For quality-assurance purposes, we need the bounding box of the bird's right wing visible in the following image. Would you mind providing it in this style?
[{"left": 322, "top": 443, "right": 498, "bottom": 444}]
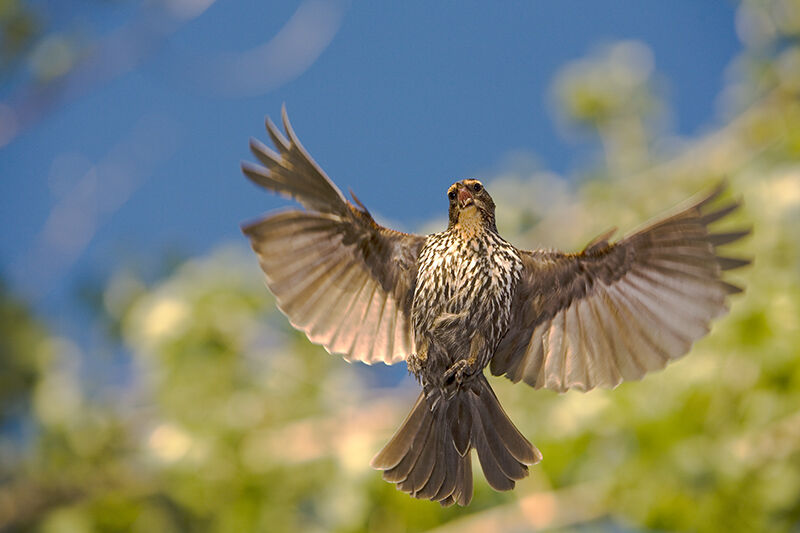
[
  {"left": 491, "top": 183, "right": 750, "bottom": 391},
  {"left": 242, "top": 108, "right": 425, "bottom": 365}
]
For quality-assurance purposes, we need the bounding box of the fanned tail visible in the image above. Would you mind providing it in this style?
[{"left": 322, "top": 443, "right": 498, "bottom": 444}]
[{"left": 370, "top": 376, "right": 542, "bottom": 506}]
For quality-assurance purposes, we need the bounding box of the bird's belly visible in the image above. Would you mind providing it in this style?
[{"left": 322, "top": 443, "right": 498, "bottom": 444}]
[{"left": 411, "top": 240, "right": 516, "bottom": 370}]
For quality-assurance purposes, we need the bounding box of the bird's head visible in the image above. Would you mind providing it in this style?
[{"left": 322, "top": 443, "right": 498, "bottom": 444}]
[{"left": 447, "top": 179, "right": 497, "bottom": 232}]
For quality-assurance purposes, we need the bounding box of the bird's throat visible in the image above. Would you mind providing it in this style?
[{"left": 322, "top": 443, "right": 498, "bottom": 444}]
[{"left": 457, "top": 205, "right": 484, "bottom": 238}]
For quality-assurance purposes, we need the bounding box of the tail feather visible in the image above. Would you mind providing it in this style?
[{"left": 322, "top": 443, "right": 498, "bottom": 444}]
[
  {"left": 447, "top": 394, "right": 471, "bottom": 456},
  {"left": 471, "top": 402, "right": 515, "bottom": 491},
  {"left": 455, "top": 452, "right": 473, "bottom": 505},
  {"left": 382, "top": 417, "right": 432, "bottom": 483},
  {"left": 371, "top": 394, "right": 428, "bottom": 470},
  {"left": 478, "top": 406, "right": 530, "bottom": 481},
  {"left": 415, "top": 451, "right": 446, "bottom": 499},
  {"left": 438, "top": 455, "right": 473, "bottom": 507},
  {"left": 478, "top": 383, "right": 543, "bottom": 465},
  {"left": 431, "top": 445, "right": 460, "bottom": 503},
  {"left": 371, "top": 376, "right": 541, "bottom": 506},
  {"left": 402, "top": 423, "right": 437, "bottom": 491}
]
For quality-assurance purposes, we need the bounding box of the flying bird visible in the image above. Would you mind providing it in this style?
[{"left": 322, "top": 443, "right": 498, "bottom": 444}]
[{"left": 241, "top": 108, "right": 749, "bottom": 507}]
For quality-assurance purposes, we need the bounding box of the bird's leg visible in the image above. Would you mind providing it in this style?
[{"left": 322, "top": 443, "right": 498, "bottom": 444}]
[
  {"left": 443, "top": 334, "right": 485, "bottom": 385},
  {"left": 406, "top": 338, "right": 429, "bottom": 376},
  {"left": 443, "top": 359, "right": 471, "bottom": 385},
  {"left": 407, "top": 353, "right": 423, "bottom": 374}
]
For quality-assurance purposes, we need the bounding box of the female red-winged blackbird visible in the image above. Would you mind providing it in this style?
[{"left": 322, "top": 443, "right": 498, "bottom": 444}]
[{"left": 241, "top": 108, "right": 749, "bottom": 507}]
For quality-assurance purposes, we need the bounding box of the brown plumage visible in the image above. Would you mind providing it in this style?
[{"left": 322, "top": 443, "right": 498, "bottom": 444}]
[{"left": 241, "top": 107, "right": 750, "bottom": 506}]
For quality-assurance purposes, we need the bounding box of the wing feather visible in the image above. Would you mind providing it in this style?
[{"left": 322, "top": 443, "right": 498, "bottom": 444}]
[
  {"left": 494, "top": 183, "right": 749, "bottom": 391},
  {"left": 242, "top": 109, "right": 424, "bottom": 364}
]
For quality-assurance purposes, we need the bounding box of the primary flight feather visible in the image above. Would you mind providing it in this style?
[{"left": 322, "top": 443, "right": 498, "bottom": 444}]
[{"left": 242, "top": 107, "right": 749, "bottom": 506}]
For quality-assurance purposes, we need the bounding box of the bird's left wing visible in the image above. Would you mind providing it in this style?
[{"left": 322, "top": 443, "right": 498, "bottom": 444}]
[
  {"left": 242, "top": 108, "right": 425, "bottom": 365},
  {"left": 490, "top": 183, "right": 749, "bottom": 391}
]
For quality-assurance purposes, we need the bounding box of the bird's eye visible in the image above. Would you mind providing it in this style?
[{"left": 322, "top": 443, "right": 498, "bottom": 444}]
[
  {"left": 472, "top": 183, "right": 482, "bottom": 192},
  {"left": 448, "top": 191, "right": 457, "bottom": 200}
]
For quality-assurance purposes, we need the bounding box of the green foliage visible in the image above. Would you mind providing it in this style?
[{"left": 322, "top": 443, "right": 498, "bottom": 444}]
[
  {"left": 2, "top": 1, "right": 800, "bottom": 531},
  {"left": 0, "top": 279, "right": 42, "bottom": 425}
]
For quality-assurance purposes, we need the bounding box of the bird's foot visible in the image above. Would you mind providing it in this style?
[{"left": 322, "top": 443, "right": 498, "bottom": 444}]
[{"left": 443, "top": 358, "right": 475, "bottom": 386}]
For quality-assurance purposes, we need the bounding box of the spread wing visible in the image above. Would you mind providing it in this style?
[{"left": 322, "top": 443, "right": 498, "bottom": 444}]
[
  {"left": 490, "top": 183, "right": 750, "bottom": 391},
  {"left": 242, "top": 107, "right": 425, "bottom": 365}
]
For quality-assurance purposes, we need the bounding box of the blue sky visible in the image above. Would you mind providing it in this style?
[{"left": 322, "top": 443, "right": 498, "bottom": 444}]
[{"left": 1, "top": 1, "right": 741, "bottom": 337}]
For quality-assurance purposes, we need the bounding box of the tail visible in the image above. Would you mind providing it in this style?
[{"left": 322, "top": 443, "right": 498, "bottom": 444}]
[{"left": 370, "top": 376, "right": 542, "bottom": 506}]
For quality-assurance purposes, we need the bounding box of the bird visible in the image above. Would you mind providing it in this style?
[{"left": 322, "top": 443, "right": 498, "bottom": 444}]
[{"left": 240, "top": 107, "right": 749, "bottom": 507}]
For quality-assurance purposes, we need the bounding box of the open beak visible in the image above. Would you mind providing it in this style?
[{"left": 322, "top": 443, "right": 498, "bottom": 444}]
[{"left": 458, "top": 187, "right": 474, "bottom": 209}]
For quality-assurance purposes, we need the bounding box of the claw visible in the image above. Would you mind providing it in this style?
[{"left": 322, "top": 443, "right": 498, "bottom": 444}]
[{"left": 443, "top": 359, "right": 470, "bottom": 385}]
